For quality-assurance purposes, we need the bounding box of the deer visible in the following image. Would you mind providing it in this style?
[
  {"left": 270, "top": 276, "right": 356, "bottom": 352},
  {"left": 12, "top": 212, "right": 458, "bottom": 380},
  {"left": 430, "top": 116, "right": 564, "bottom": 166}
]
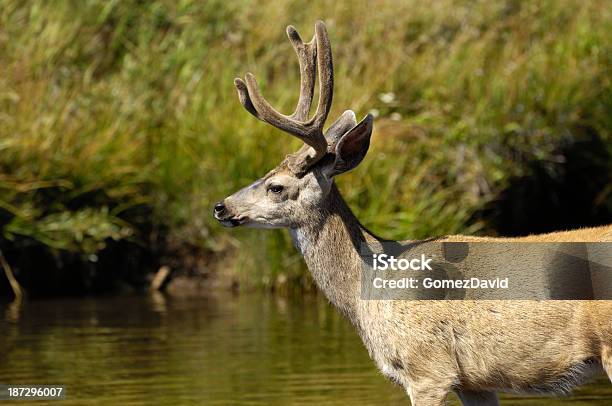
[{"left": 213, "top": 21, "right": 612, "bottom": 405}]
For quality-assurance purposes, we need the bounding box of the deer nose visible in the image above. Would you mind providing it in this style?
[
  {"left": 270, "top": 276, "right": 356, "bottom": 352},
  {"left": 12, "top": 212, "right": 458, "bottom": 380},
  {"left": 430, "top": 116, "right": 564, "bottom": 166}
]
[{"left": 213, "top": 201, "right": 226, "bottom": 216}]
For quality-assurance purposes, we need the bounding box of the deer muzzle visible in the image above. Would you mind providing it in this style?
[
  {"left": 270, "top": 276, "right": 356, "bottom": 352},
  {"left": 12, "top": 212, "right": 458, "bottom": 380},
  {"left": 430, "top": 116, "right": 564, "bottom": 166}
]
[{"left": 213, "top": 200, "right": 245, "bottom": 227}]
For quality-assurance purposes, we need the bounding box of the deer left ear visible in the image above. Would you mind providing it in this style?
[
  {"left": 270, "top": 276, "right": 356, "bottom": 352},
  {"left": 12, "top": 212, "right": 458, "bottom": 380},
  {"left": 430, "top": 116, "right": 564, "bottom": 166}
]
[{"left": 324, "top": 114, "right": 373, "bottom": 178}]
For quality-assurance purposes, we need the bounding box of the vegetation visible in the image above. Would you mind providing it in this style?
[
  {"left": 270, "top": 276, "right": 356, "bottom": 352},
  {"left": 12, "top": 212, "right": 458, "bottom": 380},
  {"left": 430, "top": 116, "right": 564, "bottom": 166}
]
[{"left": 0, "top": 0, "right": 610, "bottom": 293}]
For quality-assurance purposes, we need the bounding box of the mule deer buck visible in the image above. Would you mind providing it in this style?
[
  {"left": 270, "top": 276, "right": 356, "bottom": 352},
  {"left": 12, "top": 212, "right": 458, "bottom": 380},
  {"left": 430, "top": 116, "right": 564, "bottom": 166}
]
[{"left": 214, "top": 21, "right": 612, "bottom": 405}]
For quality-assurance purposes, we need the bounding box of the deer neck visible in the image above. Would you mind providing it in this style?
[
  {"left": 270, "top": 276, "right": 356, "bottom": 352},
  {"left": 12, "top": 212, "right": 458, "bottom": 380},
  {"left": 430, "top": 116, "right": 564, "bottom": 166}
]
[{"left": 289, "top": 183, "right": 380, "bottom": 323}]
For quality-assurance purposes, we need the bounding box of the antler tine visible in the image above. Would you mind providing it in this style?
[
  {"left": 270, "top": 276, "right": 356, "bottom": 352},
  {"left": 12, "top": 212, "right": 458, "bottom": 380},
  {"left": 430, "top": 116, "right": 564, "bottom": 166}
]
[
  {"left": 234, "top": 78, "right": 259, "bottom": 118},
  {"left": 286, "top": 25, "right": 316, "bottom": 122},
  {"left": 309, "top": 21, "right": 333, "bottom": 130},
  {"left": 234, "top": 21, "right": 334, "bottom": 172}
]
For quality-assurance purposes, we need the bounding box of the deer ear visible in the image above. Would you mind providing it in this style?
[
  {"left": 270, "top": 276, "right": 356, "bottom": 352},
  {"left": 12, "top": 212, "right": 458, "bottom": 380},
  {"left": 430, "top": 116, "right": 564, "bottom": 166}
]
[
  {"left": 325, "top": 110, "right": 357, "bottom": 145},
  {"left": 324, "top": 114, "right": 373, "bottom": 177}
]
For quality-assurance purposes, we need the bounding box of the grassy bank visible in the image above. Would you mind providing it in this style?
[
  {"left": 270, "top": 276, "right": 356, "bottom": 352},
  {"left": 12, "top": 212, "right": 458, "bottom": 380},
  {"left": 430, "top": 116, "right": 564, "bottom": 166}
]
[{"left": 0, "top": 0, "right": 610, "bottom": 294}]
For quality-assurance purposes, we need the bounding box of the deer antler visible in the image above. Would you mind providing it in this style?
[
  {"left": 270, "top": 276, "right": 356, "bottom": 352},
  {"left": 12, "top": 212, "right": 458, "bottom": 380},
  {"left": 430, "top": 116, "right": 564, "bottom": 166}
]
[{"left": 234, "top": 21, "right": 333, "bottom": 174}]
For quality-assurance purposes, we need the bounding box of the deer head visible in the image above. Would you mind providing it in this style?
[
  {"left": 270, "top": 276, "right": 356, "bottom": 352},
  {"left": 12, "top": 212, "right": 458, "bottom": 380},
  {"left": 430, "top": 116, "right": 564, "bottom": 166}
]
[{"left": 214, "top": 21, "right": 373, "bottom": 229}]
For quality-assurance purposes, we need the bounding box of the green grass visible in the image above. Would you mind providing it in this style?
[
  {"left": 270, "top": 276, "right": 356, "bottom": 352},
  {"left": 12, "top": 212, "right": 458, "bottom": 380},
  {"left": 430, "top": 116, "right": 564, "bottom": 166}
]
[{"left": 0, "top": 0, "right": 610, "bottom": 290}]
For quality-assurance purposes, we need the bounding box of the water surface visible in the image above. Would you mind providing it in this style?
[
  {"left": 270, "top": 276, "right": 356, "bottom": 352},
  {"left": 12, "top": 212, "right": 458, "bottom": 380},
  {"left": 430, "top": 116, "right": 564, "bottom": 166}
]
[{"left": 1, "top": 294, "right": 610, "bottom": 405}]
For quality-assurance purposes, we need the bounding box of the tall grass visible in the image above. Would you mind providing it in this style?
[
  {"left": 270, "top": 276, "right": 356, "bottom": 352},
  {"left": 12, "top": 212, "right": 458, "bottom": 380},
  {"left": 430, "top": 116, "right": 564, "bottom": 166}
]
[{"left": 0, "top": 0, "right": 610, "bottom": 291}]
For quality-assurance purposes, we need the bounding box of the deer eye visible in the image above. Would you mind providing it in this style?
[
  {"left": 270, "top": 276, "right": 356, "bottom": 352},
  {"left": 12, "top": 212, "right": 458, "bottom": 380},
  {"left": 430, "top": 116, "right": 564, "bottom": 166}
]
[{"left": 268, "top": 184, "right": 284, "bottom": 194}]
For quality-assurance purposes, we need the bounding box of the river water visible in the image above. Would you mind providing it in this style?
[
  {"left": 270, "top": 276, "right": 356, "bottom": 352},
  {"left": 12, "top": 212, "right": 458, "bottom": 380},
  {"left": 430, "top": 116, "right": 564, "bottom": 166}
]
[{"left": 1, "top": 294, "right": 610, "bottom": 405}]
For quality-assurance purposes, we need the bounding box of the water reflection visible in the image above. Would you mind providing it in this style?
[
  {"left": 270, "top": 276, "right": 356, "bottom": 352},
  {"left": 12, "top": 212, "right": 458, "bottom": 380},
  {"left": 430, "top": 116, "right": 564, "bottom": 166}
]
[{"left": 0, "top": 294, "right": 610, "bottom": 405}]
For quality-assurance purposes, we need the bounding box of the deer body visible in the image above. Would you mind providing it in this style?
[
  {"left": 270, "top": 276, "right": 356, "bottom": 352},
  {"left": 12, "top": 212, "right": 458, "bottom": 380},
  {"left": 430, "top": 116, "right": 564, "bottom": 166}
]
[
  {"left": 215, "top": 21, "right": 612, "bottom": 405},
  {"left": 292, "top": 183, "right": 612, "bottom": 404}
]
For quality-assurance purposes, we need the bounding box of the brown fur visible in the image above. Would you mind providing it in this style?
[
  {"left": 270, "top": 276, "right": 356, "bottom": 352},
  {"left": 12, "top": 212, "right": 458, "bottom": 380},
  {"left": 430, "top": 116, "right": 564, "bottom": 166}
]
[
  {"left": 445, "top": 226, "right": 612, "bottom": 242},
  {"left": 298, "top": 186, "right": 612, "bottom": 404}
]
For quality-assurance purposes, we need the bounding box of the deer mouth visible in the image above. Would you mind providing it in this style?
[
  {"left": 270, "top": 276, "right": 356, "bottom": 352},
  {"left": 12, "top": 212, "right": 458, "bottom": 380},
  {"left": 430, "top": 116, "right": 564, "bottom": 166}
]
[{"left": 218, "top": 216, "right": 248, "bottom": 228}]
